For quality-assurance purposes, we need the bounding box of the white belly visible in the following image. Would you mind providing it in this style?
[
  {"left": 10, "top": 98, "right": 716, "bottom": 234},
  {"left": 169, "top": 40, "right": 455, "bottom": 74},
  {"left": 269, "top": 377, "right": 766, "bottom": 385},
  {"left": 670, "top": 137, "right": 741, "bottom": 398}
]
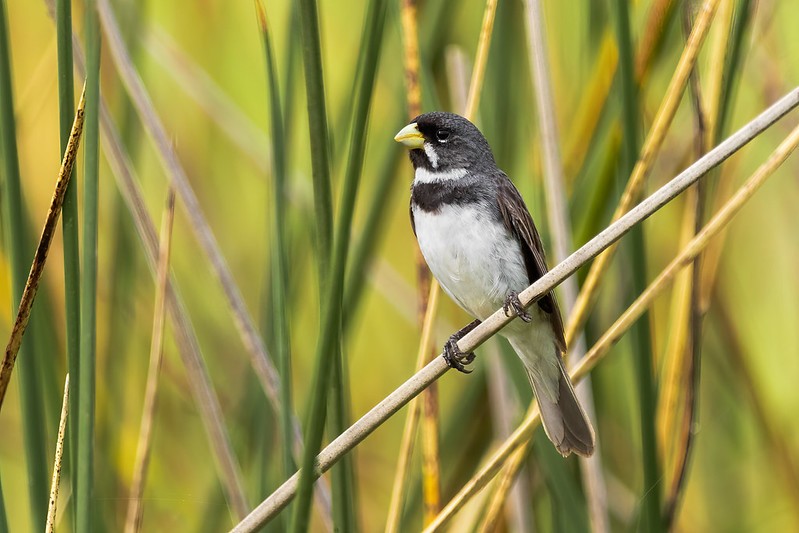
[{"left": 413, "top": 203, "right": 529, "bottom": 320}]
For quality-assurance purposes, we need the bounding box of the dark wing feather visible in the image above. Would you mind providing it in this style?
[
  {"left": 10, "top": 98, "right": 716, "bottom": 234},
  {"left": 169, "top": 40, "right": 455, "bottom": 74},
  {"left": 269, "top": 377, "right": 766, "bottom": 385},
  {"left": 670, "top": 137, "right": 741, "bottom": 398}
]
[{"left": 496, "top": 174, "right": 566, "bottom": 352}]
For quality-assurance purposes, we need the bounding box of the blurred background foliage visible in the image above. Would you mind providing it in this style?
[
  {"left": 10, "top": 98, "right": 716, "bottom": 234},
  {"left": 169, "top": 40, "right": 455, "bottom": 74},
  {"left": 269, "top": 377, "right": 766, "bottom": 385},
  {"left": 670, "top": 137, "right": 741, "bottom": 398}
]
[{"left": 0, "top": 0, "right": 798, "bottom": 531}]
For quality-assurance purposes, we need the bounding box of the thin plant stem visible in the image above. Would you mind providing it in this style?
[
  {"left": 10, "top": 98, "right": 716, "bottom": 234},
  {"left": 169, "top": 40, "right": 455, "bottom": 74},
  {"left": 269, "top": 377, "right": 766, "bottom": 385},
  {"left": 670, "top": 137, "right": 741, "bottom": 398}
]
[
  {"left": 46, "top": 374, "right": 70, "bottom": 533},
  {"left": 230, "top": 86, "right": 799, "bottom": 533},
  {"left": 399, "top": 0, "right": 422, "bottom": 118},
  {"left": 255, "top": 0, "right": 294, "bottom": 491},
  {"left": 124, "top": 188, "right": 176, "bottom": 533},
  {"left": 76, "top": 0, "right": 101, "bottom": 528},
  {"left": 329, "top": 3, "right": 389, "bottom": 528},
  {"left": 658, "top": 0, "right": 731, "bottom": 450},
  {"left": 328, "top": 0, "right": 388, "bottom": 527},
  {"left": 54, "top": 0, "right": 80, "bottom": 516},
  {"left": 404, "top": 0, "right": 442, "bottom": 523},
  {"left": 287, "top": 0, "right": 335, "bottom": 525},
  {"left": 0, "top": 86, "right": 86, "bottom": 408}
]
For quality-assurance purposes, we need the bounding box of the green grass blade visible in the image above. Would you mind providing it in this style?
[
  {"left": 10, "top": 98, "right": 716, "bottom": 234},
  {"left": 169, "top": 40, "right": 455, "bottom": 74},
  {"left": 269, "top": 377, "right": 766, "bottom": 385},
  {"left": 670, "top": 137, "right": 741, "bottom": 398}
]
[
  {"left": 289, "top": 0, "right": 334, "bottom": 527},
  {"left": 255, "top": 0, "right": 294, "bottom": 488},
  {"left": 299, "top": 0, "right": 334, "bottom": 277},
  {"left": 612, "top": 1, "right": 662, "bottom": 532},
  {"left": 289, "top": 0, "right": 335, "bottom": 528},
  {"left": 329, "top": 3, "right": 387, "bottom": 529},
  {"left": 279, "top": 2, "right": 300, "bottom": 164},
  {"left": 76, "top": 0, "right": 101, "bottom": 529},
  {"left": 0, "top": 1, "right": 49, "bottom": 529},
  {"left": 291, "top": 0, "right": 388, "bottom": 530},
  {"left": 54, "top": 0, "right": 80, "bottom": 522}
]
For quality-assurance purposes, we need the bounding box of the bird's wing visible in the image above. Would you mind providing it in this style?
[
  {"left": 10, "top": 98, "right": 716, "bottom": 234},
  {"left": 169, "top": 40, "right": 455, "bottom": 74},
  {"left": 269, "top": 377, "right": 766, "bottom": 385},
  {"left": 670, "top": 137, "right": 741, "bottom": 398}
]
[{"left": 496, "top": 174, "right": 566, "bottom": 352}]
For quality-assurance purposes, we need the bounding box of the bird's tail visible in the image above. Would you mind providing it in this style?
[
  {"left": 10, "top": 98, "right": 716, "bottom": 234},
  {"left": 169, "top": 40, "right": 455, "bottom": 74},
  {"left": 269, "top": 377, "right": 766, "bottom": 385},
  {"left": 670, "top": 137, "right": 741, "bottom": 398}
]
[{"left": 508, "top": 337, "right": 595, "bottom": 457}]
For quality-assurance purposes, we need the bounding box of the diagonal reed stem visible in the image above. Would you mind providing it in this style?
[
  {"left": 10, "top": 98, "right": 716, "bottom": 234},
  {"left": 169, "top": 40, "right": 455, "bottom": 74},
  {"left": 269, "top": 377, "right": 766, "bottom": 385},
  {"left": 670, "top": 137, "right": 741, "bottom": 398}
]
[
  {"left": 0, "top": 86, "right": 86, "bottom": 410},
  {"left": 231, "top": 84, "right": 799, "bottom": 533},
  {"left": 124, "top": 188, "right": 176, "bottom": 533}
]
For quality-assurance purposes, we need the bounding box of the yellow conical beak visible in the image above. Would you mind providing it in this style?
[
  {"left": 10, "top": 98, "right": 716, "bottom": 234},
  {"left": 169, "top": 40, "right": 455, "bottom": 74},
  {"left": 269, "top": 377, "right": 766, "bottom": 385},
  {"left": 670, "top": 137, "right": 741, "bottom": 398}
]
[{"left": 394, "top": 123, "right": 425, "bottom": 149}]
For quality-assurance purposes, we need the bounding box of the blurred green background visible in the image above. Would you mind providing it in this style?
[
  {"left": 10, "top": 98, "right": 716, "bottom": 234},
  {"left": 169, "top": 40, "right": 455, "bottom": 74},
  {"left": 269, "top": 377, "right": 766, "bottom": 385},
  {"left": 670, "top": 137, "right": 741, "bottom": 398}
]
[{"left": 0, "top": 0, "right": 798, "bottom": 531}]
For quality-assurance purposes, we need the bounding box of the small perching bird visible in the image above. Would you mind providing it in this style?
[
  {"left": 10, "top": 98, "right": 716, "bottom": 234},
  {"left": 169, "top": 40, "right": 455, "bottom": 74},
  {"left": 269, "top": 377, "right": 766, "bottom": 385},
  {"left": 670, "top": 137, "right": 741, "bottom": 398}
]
[{"left": 395, "top": 112, "right": 595, "bottom": 457}]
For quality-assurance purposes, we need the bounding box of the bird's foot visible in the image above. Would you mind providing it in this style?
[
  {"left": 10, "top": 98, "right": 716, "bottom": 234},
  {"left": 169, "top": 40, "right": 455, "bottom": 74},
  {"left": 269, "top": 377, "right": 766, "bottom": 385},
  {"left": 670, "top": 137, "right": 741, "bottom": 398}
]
[
  {"left": 442, "top": 319, "right": 481, "bottom": 374},
  {"left": 503, "top": 291, "right": 532, "bottom": 323}
]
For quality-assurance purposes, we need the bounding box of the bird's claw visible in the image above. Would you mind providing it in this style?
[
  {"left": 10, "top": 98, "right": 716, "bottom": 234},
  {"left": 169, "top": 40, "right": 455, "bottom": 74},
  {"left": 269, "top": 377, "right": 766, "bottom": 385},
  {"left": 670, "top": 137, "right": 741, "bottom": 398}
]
[
  {"left": 442, "top": 319, "right": 481, "bottom": 374},
  {"left": 443, "top": 336, "right": 475, "bottom": 374},
  {"left": 503, "top": 291, "right": 532, "bottom": 322}
]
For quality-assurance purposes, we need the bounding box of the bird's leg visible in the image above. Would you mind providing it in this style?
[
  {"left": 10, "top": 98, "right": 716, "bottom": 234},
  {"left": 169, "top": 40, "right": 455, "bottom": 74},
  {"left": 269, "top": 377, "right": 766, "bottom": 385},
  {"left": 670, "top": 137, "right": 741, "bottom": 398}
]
[
  {"left": 503, "top": 291, "right": 532, "bottom": 323},
  {"left": 443, "top": 319, "right": 482, "bottom": 374}
]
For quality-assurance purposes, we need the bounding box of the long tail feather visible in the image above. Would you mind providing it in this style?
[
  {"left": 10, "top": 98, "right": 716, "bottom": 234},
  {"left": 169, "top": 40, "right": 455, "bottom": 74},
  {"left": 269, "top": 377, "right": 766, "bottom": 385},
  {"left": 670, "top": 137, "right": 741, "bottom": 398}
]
[{"left": 509, "top": 336, "right": 595, "bottom": 457}]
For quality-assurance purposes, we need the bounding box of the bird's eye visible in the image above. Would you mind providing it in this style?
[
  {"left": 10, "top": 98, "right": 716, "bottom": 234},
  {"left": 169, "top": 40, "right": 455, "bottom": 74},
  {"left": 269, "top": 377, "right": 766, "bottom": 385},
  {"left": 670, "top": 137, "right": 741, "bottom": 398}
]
[{"left": 435, "top": 129, "right": 450, "bottom": 142}]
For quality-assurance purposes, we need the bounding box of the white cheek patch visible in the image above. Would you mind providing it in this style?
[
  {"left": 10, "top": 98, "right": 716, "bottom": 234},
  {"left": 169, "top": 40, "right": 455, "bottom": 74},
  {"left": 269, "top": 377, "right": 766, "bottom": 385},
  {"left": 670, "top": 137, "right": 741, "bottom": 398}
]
[
  {"left": 414, "top": 167, "right": 468, "bottom": 184},
  {"left": 424, "top": 143, "right": 439, "bottom": 168}
]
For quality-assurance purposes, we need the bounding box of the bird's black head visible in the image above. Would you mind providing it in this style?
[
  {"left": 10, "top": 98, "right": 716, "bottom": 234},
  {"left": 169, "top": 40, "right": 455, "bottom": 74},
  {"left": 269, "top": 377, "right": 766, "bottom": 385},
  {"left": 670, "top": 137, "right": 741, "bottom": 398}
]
[{"left": 394, "top": 112, "right": 496, "bottom": 173}]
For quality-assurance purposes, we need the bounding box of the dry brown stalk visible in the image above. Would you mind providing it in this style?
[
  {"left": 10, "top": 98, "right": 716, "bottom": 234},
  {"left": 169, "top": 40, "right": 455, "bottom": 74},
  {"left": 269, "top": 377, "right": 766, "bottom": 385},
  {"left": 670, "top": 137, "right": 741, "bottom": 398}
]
[
  {"left": 0, "top": 85, "right": 85, "bottom": 411},
  {"left": 124, "top": 188, "right": 176, "bottom": 533}
]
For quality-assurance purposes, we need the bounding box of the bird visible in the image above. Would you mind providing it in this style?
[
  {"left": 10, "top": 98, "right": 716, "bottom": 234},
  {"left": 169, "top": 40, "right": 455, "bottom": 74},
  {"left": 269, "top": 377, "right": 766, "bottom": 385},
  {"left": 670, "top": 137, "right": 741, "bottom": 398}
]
[{"left": 394, "top": 112, "right": 595, "bottom": 457}]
